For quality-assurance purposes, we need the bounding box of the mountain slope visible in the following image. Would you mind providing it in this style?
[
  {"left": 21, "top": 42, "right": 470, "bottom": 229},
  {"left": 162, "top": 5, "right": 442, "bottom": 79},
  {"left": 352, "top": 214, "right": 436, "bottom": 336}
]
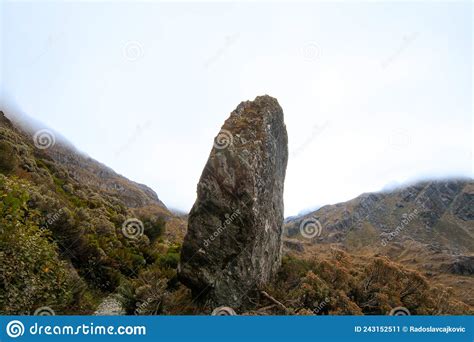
[
  {"left": 2, "top": 111, "right": 167, "bottom": 210},
  {"left": 285, "top": 179, "right": 473, "bottom": 252},
  {"left": 0, "top": 109, "right": 471, "bottom": 315},
  {"left": 0, "top": 110, "right": 186, "bottom": 314},
  {"left": 283, "top": 180, "right": 474, "bottom": 307}
]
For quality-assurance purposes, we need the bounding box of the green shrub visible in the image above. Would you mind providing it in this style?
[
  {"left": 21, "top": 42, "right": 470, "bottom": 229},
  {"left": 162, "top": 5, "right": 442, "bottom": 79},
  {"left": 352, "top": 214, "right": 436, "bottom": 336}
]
[
  {"left": 143, "top": 217, "right": 166, "bottom": 242},
  {"left": 158, "top": 252, "right": 179, "bottom": 269},
  {"left": 0, "top": 175, "right": 74, "bottom": 314},
  {"left": 0, "top": 141, "right": 17, "bottom": 175},
  {"left": 157, "top": 244, "right": 181, "bottom": 269}
]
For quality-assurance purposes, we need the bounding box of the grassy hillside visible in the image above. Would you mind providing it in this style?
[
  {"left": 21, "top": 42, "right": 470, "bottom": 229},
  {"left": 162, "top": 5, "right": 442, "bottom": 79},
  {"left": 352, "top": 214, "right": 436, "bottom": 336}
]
[
  {"left": 1, "top": 110, "right": 471, "bottom": 315},
  {"left": 283, "top": 180, "right": 474, "bottom": 309},
  {"left": 0, "top": 111, "right": 186, "bottom": 314}
]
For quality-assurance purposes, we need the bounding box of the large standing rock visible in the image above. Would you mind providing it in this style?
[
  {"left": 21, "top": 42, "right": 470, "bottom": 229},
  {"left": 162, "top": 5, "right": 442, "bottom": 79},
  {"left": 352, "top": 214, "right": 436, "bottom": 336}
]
[{"left": 178, "top": 95, "right": 288, "bottom": 309}]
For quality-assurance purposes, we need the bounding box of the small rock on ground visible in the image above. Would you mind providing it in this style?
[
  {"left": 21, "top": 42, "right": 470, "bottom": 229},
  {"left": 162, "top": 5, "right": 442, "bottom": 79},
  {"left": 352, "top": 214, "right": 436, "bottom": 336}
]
[{"left": 94, "top": 295, "right": 126, "bottom": 316}]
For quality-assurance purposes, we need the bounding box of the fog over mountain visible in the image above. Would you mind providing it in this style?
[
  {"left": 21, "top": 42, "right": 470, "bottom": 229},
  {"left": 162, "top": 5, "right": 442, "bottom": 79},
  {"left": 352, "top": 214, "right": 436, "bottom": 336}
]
[{"left": 1, "top": 1, "right": 471, "bottom": 216}]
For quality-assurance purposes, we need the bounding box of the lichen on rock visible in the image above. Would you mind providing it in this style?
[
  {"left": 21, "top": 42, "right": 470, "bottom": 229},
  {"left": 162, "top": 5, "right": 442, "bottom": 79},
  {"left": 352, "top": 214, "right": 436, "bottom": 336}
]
[{"left": 178, "top": 95, "right": 288, "bottom": 309}]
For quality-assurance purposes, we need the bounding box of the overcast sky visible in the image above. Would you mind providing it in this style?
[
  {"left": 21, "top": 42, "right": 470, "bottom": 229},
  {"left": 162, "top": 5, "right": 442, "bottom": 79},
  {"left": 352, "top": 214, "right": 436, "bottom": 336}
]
[{"left": 1, "top": 1, "right": 472, "bottom": 216}]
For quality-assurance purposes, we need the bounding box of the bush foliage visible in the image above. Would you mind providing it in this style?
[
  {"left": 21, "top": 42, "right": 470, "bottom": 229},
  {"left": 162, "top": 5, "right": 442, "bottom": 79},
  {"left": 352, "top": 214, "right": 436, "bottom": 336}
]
[
  {"left": 0, "top": 176, "right": 75, "bottom": 314},
  {"left": 264, "top": 251, "right": 472, "bottom": 315}
]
